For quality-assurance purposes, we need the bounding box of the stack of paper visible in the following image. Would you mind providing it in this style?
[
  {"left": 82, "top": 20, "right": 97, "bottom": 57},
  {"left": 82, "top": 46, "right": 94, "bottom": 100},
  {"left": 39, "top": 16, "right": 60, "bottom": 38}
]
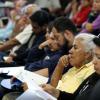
[
  {"left": 16, "top": 89, "right": 57, "bottom": 100},
  {"left": 14, "top": 70, "right": 56, "bottom": 100},
  {"left": 0, "top": 67, "right": 56, "bottom": 100},
  {"left": 0, "top": 66, "right": 24, "bottom": 75},
  {"left": 14, "top": 70, "right": 48, "bottom": 85}
]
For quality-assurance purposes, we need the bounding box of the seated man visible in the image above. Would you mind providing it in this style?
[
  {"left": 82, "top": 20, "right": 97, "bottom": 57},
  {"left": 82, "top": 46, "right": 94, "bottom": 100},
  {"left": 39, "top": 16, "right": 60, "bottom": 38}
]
[
  {"left": 0, "top": 4, "right": 40, "bottom": 62},
  {"left": 25, "top": 16, "right": 78, "bottom": 77},
  {"left": 41, "top": 33, "right": 96, "bottom": 100},
  {"left": 0, "top": 4, "right": 40, "bottom": 52},
  {"left": 75, "top": 35, "right": 100, "bottom": 100},
  {"left": 0, "top": 10, "right": 50, "bottom": 66}
]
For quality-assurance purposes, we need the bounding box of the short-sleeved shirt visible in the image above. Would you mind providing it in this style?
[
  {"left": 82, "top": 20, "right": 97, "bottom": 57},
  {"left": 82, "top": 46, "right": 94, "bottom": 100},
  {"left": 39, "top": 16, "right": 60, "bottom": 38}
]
[
  {"left": 81, "top": 14, "right": 100, "bottom": 35},
  {"left": 15, "top": 24, "right": 32, "bottom": 45},
  {"left": 57, "top": 62, "right": 95, "bottom": 93}
]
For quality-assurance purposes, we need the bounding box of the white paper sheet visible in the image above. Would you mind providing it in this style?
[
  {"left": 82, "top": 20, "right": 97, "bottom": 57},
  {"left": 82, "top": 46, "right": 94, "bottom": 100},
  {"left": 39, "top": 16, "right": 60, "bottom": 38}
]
[
  {"left": 14, "top": 70, "right": 48, "bottom": 85},
  {"left": 0, "top": 66, "right": 24, "bottom": 76},
  {"left": 16, "top": 89, "right": 44, "bottom": 100},
  {"left": 15, "top": 70, "right": 56, "bottom": 100},
  {"left": 16, "top": 88, "right": 57, "bottom": 100}
]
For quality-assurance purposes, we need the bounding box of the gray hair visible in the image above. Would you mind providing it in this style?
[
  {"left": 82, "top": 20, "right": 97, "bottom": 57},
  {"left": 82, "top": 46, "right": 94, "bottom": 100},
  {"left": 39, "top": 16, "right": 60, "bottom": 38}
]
[{"left": 74, "top": 33, "right": 96, "bottom": 52}]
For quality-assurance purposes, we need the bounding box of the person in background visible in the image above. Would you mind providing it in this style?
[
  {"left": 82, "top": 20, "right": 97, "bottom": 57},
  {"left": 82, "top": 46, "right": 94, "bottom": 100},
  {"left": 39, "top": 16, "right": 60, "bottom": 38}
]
[
  {"left": 34, "top": 0, "right": 61, "bottom": 13},
  {"left": 0, "top": 1, "right": 15, "bottom": 41},
  {"left": 0, "top": 4, "right": 40, "bottom": 62},
  {"left": 81, "top": 0, "right": 100, "bottom": 35},
  {"left": 72, "top": 0, "right": 92, "bottom": 28}
]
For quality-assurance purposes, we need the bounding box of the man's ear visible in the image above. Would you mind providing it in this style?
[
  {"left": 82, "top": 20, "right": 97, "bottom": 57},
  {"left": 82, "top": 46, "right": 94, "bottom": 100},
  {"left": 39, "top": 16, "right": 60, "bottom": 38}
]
[
  {"left": 64, "top": 30, "right": 72, "bottom": 40},
  {"left": 85, "top": 51, "right": 93, "bottom": 61},
  {"left": 42, "top": 24, "right": 47, "bottom": 30}
]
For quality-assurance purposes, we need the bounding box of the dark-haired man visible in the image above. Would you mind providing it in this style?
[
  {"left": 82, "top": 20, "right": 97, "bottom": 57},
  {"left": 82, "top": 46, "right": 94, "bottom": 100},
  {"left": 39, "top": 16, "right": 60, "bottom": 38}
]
[{"left": 25, "top": 16, "right": 78, "bottom": 77}]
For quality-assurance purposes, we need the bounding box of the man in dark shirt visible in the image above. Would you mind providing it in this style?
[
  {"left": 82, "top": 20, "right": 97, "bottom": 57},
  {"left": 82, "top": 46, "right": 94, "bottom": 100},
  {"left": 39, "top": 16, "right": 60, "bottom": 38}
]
[
  {"left": 25, "top": 16, "right": 77, "bottom": 77},
  {"left": 0, "top": 10, "right": 50, "bottom": 67},
  {"left": 25, "top": 39, "right": 64, "bottom": 77}
]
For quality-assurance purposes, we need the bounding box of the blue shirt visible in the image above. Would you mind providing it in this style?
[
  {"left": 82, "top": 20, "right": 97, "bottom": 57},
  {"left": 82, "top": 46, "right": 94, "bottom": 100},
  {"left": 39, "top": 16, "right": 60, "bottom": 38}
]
[
  {"left": 0, "top": 19, "right": 14, "bottom": 40},
  {"left": 25, "top": 49, "right": 63, "bottom": 77}
]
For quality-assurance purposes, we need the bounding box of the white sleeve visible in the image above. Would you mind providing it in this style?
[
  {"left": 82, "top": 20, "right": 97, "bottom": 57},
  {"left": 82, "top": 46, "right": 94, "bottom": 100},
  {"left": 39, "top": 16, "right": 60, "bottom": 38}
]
[
  {"left": 15, "top": 24, "right": 33, "bottom": 45},
  {"left": 10, "top": 45, "right": 21, "bottom": 56}
]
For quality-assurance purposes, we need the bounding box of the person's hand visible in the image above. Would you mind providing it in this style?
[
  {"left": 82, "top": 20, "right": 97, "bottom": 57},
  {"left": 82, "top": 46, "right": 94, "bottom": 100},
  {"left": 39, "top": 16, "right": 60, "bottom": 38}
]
[
  {"left": 58, "top": 55, "right": 69, "bottom": 67},
  {"left": 39, "top": 39, "right": 53, "bottom": 49},
  {"left": 85, "top": 23, "right": 93, "bottom": 32},
  {"left": 21, "top": 82, "right": 28, "bottom": 91},
  {"left": 5, "top": 56, "right": 13, "bottom": 64},
  {"left": 10, "top": 76, "right": 16, "bottom": 84},
  {"left": 41, "top": 84, "right": 60, "bottom": 98}
]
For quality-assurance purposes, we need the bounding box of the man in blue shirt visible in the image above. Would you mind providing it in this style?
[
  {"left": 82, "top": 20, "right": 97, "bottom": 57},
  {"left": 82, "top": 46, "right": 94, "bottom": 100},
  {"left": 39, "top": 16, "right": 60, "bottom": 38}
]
[
  {"left": 25, "top": 16, "right": 78, "bottom": 77},
  {"left": 25, "top": 38, "right": 64, "bottom": 77}
]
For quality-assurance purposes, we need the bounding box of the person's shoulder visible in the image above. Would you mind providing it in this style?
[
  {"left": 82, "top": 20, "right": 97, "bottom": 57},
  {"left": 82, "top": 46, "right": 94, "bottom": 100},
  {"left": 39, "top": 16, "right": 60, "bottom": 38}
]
[{"left": 89, "top": 79, "right": 100, "bottom": 100}]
